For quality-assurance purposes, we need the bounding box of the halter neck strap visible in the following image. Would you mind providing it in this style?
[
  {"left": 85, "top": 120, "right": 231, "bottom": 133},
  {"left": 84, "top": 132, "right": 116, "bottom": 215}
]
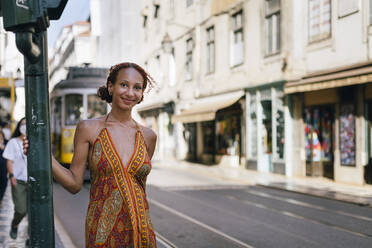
[{"left": 105, "top": 113, "right": 141, "bottom": 132}]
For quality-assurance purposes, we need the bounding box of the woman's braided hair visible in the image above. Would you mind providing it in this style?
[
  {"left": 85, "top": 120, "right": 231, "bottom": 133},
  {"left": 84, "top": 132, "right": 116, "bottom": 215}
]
[{"left": 97, "top": 62, "right": 155, "bottom": 103}]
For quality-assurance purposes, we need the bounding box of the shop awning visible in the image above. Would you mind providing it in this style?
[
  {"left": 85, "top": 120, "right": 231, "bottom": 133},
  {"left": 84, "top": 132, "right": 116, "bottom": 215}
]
[
  {"left": 285, "top": 61, "right": 372, "bottom": 94},
  {"left": 136, "top": 102, "right": 166, "bottom": 112},
  {"left": 172, "top": 90, "right": 244, "bottom": 123}
]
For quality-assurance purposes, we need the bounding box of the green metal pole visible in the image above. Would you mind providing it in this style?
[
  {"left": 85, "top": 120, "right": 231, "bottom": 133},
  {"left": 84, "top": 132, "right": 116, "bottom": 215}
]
[{"left": 20, "top": 30, "right": 54, "bottom": 247}]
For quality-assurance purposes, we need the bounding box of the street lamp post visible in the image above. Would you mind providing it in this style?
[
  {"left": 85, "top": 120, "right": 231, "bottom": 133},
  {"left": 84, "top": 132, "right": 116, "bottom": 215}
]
[{"left": 0, "top": 1, "right": 68, "bottom": 247}]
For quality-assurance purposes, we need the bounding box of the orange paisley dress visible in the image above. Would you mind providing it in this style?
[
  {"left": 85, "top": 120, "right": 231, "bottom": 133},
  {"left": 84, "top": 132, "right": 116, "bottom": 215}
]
[{"left": 86, "top": 126, "right": 157, "bottom": 248}]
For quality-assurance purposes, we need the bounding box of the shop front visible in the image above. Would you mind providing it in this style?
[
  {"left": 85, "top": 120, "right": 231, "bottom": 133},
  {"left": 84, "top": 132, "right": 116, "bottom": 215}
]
[
  {"left": 245, "top": 82, "right": 286, "bottom": 175},
  {"left": 172, "top": 90, "right": 244, "bottom": 166},
  {"left": 285, "top": 61, "right": 372, "bottom": 185},
  {"left": 303, "top": 89, "right": 337, "bottom": 179},
  {"left": 215, "top": 102, "right": 242, "bottom": 166},
  {"left": 137, "top": 101, "right": 175, "bottom": 161}
]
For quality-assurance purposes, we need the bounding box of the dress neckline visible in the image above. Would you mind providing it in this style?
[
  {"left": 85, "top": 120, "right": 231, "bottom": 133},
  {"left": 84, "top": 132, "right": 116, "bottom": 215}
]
[{"left": 103, "top": 127, "right": 139, "bottom": 171}]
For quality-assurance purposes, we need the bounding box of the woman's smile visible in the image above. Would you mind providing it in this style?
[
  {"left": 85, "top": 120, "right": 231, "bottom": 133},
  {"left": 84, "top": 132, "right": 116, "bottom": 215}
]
[{"left": 121, "top": 97, "right": 136, "bottom": 105}]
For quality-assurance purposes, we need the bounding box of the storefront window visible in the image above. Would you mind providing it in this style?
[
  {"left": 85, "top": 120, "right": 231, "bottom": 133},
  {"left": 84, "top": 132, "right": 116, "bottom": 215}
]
[
  {"left": 305, "top": 106, "right": 334, "bottom": 163},
  {"left": 321, "top": 108, "right": 333, "bottom": 161},
  {"left": 216, "top": 115, "right": 240, "bottom": 156},
  {"left": 312, "top": 108, "right": 322, "bottom": 162},
  {"left": 249, "top": 94, "right": 257, "bottom": 157},
  {"left": 184, "top": 123, "right": 197, "bottom": 162},
  {"left": 88, "top": 94, "right": 107, "bottom": 119},
  {"left": 304, "top": 108, "right": 312, "bottom": 161},
  {"left": 249, "top": 88, "right": 284, "bottom": 161},
  {"left": 275, "top": 96, "right": 285, "bottom": 159},
  {"left": 65, "top": 94, "right": 83, "bottom": 126},
  {"left": 340, "top": 104, "right": 355, "bottom": 166},
  {"left": 202, "top": 121, "right": 214, "bottom": 154},
  {"left": 262, "top": 100, "right": 272, "bottom": 154}
]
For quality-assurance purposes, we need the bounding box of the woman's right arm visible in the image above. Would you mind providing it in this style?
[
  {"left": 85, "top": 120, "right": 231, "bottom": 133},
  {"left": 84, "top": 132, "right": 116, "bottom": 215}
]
[
  {"left": 51, "top": 121, "right": 91, "bottom": 194},
  {"left": 24, "top": 121, "right": 91, "bottom": 194}
]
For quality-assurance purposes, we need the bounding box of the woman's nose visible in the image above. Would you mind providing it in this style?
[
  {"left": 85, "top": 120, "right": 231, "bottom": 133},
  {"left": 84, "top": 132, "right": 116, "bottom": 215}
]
[{"left": 126, "top": 87, "right": 134, "bottom": 96}]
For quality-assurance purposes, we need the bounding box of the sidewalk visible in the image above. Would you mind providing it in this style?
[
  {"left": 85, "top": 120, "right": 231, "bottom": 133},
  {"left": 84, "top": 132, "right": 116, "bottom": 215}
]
[
  {"left": 151, "top": 159, "right": 372, "bottom": 207},
  {"left": 0, "top": 184, "right": 74, "bottom": 248}
]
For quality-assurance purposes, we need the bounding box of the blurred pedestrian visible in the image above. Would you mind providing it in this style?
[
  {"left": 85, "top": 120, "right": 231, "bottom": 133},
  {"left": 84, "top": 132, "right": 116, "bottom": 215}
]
[
  {"left": 2, "top": 122, "right": 12, "bottom": 142},
  {"left": 0, "top": 130, "right": 8, "bottom": 206},
  {"left": 4, "top": 117, "right": 28, "bottom": 239},
  {"left": 24, "top": 63, "right": 157, "bottom": 247}
]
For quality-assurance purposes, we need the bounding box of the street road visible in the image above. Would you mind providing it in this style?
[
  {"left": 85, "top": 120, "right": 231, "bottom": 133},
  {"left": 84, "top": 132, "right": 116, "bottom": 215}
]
[{"left": 53, "top": 164, "right": 372, "bottom": 248}]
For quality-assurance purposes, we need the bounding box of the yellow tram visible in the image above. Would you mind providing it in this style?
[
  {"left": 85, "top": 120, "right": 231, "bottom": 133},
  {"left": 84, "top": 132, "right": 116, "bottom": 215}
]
[{"left": 50, "top": 67, "right": 108, "bottom": 165}]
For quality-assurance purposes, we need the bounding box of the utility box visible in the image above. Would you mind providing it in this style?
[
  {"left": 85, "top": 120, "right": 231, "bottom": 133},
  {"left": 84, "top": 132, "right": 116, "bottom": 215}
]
[
  {"left": 1, "top": 0, "right": 46, "bottom": 31},
  {"left": 0, "top": 0, "right": 68, "bottom": 32}
]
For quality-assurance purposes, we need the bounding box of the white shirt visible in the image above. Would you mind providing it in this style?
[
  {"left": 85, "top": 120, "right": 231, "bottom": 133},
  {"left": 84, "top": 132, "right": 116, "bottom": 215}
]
[
  {"left": 3, "top": 137, "right": 28, "bottom": 182},
  {"left": 2, "top": 128, "right": 11, "bottom": 141}
]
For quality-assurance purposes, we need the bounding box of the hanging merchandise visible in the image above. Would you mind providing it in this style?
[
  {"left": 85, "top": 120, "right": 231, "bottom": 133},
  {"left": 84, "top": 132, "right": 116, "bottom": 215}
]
[{"left": 340, "top": 104, "right": 355, "bottom": 165}]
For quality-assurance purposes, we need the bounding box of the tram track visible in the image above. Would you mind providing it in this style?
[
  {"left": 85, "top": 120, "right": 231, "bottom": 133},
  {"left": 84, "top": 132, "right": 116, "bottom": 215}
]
[
  {"left": 148, "top": 198, "right": 255, "bottom": 248},
  {"left": 156, "top": 232, "right": 178, "bottom": 248}
]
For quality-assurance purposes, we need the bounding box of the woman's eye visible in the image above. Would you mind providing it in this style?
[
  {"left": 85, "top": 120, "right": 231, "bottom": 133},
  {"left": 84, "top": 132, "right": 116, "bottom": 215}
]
[
  {"left": 121, "top": 83, "right": 128, "bottom": 87},
  {"left": 135, "top": 86, "right": 143, "bottom": 90}
]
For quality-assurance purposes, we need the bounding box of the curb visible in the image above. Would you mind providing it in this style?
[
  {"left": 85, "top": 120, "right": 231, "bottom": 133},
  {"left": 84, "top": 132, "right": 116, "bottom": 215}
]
[{"left": 257, "top": 183, "right": 372, "bottom": 208}]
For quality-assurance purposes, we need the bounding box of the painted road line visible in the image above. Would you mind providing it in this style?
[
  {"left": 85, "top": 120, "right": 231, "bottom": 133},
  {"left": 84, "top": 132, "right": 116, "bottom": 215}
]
[
  {"left": 156, "top": 231, "right": 178, "bottom": 248},
  {"left": 149, "top": 198, "right": 254, "bottom": 248},
  {"left": 229, "top": 194, "right": 371, "bottom": 238},
  {"left": 246, "top": 189, "right": 371, "bottom": 221}
]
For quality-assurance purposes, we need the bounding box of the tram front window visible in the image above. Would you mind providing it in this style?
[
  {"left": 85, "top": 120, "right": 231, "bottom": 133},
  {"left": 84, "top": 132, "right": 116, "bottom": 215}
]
[
  {"left": 88, "top": 94, "right": 107, "bottom": 119},
  {"left": 65, "top": 94, "right": 83, "bottom": 126}
]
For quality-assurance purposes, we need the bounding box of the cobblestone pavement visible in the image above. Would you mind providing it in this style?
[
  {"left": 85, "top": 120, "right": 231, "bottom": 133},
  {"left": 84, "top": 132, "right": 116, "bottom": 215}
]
[
  {"left": 0, "top": 186, "right": 29, "bottom": 248},
  {"left": 0, "top": 185, "right": 66, "bottom": 248}
]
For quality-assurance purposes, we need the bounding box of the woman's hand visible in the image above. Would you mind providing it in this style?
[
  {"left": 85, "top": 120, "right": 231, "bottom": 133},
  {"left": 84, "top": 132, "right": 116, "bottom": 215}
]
[{"left": 22, "top": 136, "right": 29, "bottom": 155}]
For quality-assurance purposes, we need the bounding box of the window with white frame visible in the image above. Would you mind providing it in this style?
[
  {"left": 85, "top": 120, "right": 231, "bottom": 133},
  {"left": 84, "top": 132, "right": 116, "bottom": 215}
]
[
  {"left": 230, "top": 10, "right": 244, "bottom": 66},
  {"left": 206, "top": 26, "right": 215, "bottom": 74},
  {"left": 185, "top": 38, "right": 193, "bottom": 80},
  {"left": 186, "top": 0, "right": 193, "bottom": 7},
  {"left": 308, "top": 0, "right": 331, "bottom": 43},
  {"left": 264, "top": 0, "right": 281, "bottom": 56}
]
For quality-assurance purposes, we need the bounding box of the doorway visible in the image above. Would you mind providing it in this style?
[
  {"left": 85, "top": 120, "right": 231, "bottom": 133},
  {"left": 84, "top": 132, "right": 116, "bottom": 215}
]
[
  {"left": 304, "top": 105, "right": 334, "bottom": 179},
  {"left": 365, "top": 102, "right": 372, "bottom": 184},
  {"left": 184, "top": 123, "right": 197, "bottom": 162}
]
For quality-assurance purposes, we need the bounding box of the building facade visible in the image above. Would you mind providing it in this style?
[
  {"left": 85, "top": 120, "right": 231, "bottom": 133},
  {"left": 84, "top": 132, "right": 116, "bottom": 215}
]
[
  {"left": 137, "top": 0, "right": 372, "bottom": 185},
  {"left": 49, "top": 21, "right": 95, "bottom": 91},
  {"left": 0, "top": 18, "right": 25, "bottom": 124},
  {"left": 90, "top": 0, "right": 143, "bottom": 67},
  {"left": 285, "top": 0, "right": 372, "bottom": 185}
]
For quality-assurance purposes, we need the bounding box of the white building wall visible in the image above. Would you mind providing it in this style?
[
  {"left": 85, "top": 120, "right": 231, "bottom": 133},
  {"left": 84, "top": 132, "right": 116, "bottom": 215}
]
[
  {"left": 49, "top": 22, "right": 95, "bottom": 91},
  {"left": 90, "top": 0, "right": 142, "bottom": 67},
  {"left": 293, "top": 0, "right": 367, "bottom": 73}
]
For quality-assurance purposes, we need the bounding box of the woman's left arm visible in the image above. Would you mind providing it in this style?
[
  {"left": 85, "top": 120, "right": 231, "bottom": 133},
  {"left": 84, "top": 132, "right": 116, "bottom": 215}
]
[{"left": 143, "top": 128, "right": 157, "bottom": 160}]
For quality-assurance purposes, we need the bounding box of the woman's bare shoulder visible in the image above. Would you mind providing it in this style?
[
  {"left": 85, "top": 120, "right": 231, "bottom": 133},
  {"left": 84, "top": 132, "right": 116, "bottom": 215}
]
[
  {"left": 76, "top": 117, "right": 107, "bottom": 141},
  {"left": 139, "top": 125, "right": 157, "bottom": 144}
]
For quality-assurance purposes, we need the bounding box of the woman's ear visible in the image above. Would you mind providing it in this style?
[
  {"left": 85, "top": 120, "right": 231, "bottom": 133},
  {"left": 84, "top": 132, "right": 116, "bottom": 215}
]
[{"left": 107, "top": 81, "right": 113, "bottom": 94}]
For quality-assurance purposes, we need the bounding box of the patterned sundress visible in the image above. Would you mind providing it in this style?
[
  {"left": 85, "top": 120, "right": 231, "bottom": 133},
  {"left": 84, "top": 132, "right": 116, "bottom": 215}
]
[{"left": 86, "top": 126, "right": 157, "bottom": 248}]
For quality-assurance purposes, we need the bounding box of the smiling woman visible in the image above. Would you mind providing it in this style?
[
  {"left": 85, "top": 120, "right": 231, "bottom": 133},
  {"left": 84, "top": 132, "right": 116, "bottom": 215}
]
[{"left": 24, "top": 62, "right": 158, "bottom": 247}]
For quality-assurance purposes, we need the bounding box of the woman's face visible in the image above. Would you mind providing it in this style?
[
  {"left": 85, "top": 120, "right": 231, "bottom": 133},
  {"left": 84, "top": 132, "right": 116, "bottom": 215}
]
[
  {"left": 108, "top": 68, "right": 144, "bottom": 110},
  {"left": 19, "top": 119, "right": 26, "bottom": 136}
]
